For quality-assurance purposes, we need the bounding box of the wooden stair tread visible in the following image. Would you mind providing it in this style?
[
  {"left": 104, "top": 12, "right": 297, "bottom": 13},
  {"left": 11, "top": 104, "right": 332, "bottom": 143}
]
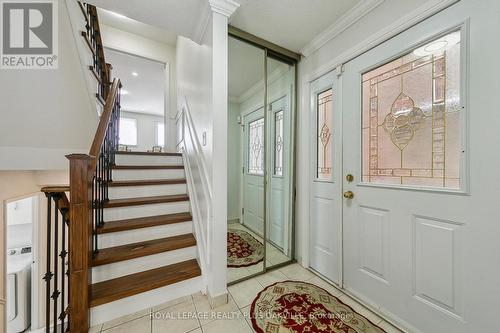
[
  {"left": 98, "top": 212, "right": 192, "bottom": 234},
  {"left": 115, "top": 151, "right": 181, "bottom": 156},
  {"left": 106, "top": 179, "right": 186, "bottom": 187},
  {"left": 112, "top": 165, "right": 184, "bottom": 170},
  {"left": 92, "top": 234, "right": 196, "bottom": 266},
  {"left": 103, "top": 194, "right": 189, "bottom": 208},
  {"left": 90, "top": 259, "right": 200, "bottom": 307}
]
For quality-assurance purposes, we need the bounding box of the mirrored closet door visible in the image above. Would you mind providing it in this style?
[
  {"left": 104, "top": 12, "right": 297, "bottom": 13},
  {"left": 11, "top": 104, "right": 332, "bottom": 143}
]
[{"left": 227, "top": 34, "right": 296, "bottom": 284}]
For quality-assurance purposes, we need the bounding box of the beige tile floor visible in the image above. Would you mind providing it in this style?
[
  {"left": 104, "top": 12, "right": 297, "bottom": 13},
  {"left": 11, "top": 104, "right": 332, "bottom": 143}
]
[{"left": 90, "top": 263, "right": 405, "bottom": 333}]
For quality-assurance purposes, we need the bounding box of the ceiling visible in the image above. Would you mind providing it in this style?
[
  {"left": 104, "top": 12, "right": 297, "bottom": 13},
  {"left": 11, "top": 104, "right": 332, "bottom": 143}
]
[
  {"left": 230, "top": 0, "right": 362, "bottom": 52},
  {"left": 87, "top": 0, "right": 363, "bottom": 53},
  {"left": 97, "top": 8, "right": 177, "bottom": 46},
  {"left": 105, "top": 49, "right": 165, "bottom": 116}
]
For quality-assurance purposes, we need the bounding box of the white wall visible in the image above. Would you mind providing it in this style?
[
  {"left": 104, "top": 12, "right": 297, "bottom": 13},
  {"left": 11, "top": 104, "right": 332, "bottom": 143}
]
[
  {"left": 121, "top": 111, "right": 164, "bottom": 150},
  {"left": 0, "top": 0, "right": 97, "bottom": 170},
  {"left": 100, "top": 24, "right": 177, "bottom": 150}
]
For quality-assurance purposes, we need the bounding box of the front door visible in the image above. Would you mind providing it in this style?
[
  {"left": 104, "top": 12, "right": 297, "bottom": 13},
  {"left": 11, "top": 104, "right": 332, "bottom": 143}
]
[
  {"left": 342, "top": 3, "right": 476, "bottom": 332},
  {"left": 243, "top": 108, "right": 265, "bottom": 236}
]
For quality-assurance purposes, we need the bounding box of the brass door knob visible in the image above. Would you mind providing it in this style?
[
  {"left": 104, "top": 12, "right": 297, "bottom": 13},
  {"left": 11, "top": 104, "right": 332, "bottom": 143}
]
[{"left": 343, "top": 191, "right": 354, "bottom": 199}]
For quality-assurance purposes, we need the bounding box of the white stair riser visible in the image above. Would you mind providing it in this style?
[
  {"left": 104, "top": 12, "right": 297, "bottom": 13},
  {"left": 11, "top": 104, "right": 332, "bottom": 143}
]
[
  {"left": 108, "top": 183, "right": 187, "bottom": 199},
  {"left": 112, "top": 169, "right": 185, "bottom": 181},
  {"left": 90, "top": 276, "right": 203, "bottom": 326},
  {"left": 92, "top": 246, "right": 197, "bottom": 283},
  {"left": 115, "top": 154, "right": 182, "bottom": 166},
  {"left": 104, "top": 201, "right": 190, "bottom": 221},
  {"left": 98, "top": 221, "right": 193, "bottom": 248}
]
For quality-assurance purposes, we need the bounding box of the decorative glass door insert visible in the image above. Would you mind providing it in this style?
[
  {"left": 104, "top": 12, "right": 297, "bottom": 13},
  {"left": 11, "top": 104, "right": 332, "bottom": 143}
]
[
  {"left": 317, "top": 89, "right": 333, "bottom": 180},
  {"left": 362, "top": 30, "right": 462, "bottom": 188},
  {"left": 249, "top": 117, "right": 265, "bottom": 175}
]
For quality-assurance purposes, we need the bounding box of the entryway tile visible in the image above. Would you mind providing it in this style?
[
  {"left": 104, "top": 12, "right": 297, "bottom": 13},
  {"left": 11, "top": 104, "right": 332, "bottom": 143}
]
[
  {"left": 101, "top": 307, "right": 151, "bottom": 331},
  {"left": 192, "top": 292, "right": 240, "bottom": 325},
  {"left": 255, "top": 269, "right": 287, "bottom": 287},
  {"left": 308, "top": 276, "right": 344, "bottom": 297},
  {"left": 228, "top": 278, "right": 264, "bottom": 308},
  {"left": 200, "top": 315, "right": 252, "bottom": 333},
  {"left": 152, "top": 298, "right": 200, "bottom": 333},
  {"left": 89, "top": 324, "right": 103, "bottom": 333},
  {"left": 101, "top": 315, "right": 151, "bottom": 333},
  {"left": 278, "top": 263, "right": 315, "bottom": 281}
]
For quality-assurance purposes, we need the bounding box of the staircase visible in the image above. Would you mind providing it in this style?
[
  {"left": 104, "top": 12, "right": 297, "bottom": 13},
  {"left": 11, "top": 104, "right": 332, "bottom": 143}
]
[{"left": 89, "top": 151, "right": 202, "bottom": 323}]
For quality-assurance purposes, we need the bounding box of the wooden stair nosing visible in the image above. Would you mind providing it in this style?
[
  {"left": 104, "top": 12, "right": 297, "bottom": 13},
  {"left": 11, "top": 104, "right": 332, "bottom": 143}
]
[
  {"left": 103, "top": 194, "right": 189, "bottom": 208},
  {"left": 115, "top": 151, "right": 182, "bottom": 156},
  {"left": 112, "top": 165, "right": 184, "bottom": 170},
  {"left": 98, "top": 212, "right": 192, "bottom": 234},
  {"left": 90, "top": 259, "right": 201, "bottom": 307},
  {"left": 92, "top": 233, "right": 196, "bottom": 267},
  {"left": 106, "top": 178, "right": 186, "bottom": 187}
]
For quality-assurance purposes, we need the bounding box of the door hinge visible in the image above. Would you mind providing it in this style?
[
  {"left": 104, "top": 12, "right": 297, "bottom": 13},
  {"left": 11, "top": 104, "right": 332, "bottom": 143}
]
[
  {"left": 335, "top": 64, "right": 345, "bottom": 77},
  {"left": 242, "top": 208, "right": 244, "bottom": 215},
  {"left": 242, "top": 166, "right": 244, "bottom": 174}
]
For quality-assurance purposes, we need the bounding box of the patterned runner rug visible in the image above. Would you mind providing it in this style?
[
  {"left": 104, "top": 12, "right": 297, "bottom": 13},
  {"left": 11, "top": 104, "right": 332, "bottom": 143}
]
[
  {"left": 227, "top": 228, "right": 264, "bottom": 267},
  {"left": 250, "top": 281, "right": 386, "bottom": 333}
]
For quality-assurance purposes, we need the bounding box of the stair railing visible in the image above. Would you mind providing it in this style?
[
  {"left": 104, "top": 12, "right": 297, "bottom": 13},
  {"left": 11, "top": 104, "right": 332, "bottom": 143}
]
[
  {"left": 79, "top": 1, "right": 112, "bottom": 101},
  {"left": 40, "top": 187, "right": 70, "bottom": 333}
]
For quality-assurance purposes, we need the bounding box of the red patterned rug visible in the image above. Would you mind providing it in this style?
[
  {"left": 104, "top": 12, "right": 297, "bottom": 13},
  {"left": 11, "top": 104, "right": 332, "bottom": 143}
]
[
  {"left": 250, "top": 281, "right": 387, "bottom": 333},
  {"left": 227, "top": 228, "right": 264, "bottom": 267}
]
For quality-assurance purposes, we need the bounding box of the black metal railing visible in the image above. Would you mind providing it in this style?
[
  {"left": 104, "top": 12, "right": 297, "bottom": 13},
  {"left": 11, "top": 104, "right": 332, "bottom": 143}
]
[
  {"left": 80, "top": 1, "right": 111, "bottom": 101},
  {"left": 43, "top": 190, "right": 70, "bottom": 333},
  {"left": 91, "top": 83, "right": 121, "bottom": 255}
]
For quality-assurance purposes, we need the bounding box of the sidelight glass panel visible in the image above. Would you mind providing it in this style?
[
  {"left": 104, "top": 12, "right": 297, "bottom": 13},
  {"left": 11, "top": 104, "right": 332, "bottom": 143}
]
[
  {"left": 274, "top": 110, "right": 284, "bottom": 176},
  {"left": 317, "top": 89, "right": 333, "bottom": 180},
  {"left": 362, "top": 30, "right": 462, "bottom": 189}
]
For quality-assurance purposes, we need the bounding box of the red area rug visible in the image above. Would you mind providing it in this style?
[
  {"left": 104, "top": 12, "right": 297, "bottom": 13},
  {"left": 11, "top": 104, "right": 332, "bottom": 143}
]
[
  {"left": 250, "top": 281, "right": 386, "bottom": 333},
  {"left": 227, "top": 228, "right": 264, "bottom": 268}
]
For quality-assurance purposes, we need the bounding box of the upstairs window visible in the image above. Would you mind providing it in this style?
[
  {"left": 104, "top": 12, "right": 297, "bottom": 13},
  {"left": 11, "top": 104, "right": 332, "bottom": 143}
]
[{"left": 119, "top": 117, "right": 137, "bottom": 146}]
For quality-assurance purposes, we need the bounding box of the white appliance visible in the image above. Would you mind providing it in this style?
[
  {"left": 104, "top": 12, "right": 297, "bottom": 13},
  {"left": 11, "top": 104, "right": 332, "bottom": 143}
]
[{"left": 7, "top": 247, "right": 32, "bottom": 333}]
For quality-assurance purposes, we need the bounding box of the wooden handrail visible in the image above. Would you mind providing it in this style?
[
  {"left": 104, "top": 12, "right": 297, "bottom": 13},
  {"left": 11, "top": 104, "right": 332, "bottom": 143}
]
[{"left": 89, "top": 78, "right": 121, "bottom": 165}]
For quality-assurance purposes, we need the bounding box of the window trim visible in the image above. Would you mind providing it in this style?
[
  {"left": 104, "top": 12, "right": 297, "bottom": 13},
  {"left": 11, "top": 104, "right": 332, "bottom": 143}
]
[{"left": 155, "top": 121, "right": 165, "bottom": 147}]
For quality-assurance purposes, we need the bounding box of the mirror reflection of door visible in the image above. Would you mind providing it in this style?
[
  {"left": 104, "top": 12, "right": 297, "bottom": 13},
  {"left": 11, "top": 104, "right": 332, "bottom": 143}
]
[{"left": 227, "top": 35, "right": 296, "bottom": 284}]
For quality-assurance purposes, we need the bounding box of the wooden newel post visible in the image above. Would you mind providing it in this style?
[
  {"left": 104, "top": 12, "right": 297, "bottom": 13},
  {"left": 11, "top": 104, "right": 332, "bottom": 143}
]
[{"left": 66, "top": 154, "right": 94, "bottom": 332}]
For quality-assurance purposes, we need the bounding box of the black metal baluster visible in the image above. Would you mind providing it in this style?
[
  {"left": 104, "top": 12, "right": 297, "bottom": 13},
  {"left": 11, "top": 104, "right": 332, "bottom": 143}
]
[
  {"left": 52, "top": 197, "right": 60, "bottom": 333},
  {"left": 43, "top": 195, "right": 52, "bottom": 333},
  {"left": 59, "top": 208, "right": 68, "bottom": 332}
]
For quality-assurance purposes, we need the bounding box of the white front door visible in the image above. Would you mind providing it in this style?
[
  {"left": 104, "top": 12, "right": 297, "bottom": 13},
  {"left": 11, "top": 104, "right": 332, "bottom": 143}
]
[
  {"left": 309, "top": 71, "right": 342, "bottom": 284},
  {"left": 341, "top": 2, "right": 494, "bottom": 332},
  {"left": 243, "top": 108, "right": 265, "bottom": 235}
]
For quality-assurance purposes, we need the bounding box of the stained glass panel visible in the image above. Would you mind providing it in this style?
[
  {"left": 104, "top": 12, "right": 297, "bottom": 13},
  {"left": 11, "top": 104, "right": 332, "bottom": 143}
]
[
  {"left": 274, "top": 110, "right": 284, "bottom": 176},
  {"left": 317, "top": 89, "right": 333, "bottom": 180},
  {"left": 248, "top": 117, "right": 264, "bottom": 175},
  {"left": 362, "top": 30, "right": 461, "bottom": 188}
]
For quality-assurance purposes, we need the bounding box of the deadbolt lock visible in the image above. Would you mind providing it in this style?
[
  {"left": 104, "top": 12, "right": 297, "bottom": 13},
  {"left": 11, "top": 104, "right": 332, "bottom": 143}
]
[
  {"left": 346, "top": 174, "right": 354, "bottom": 182},
  {"left": 343, "top": 191, "right": 354, "bottom": 199}
]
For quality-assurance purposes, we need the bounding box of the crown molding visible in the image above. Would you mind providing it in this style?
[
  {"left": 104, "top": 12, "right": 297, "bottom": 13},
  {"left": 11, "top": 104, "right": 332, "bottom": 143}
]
[
  {"left": 300, "top": 0, "right": 385, "bottom": 57},
  {"left": 193, "top": 0, "right": 212, "bottom": 44},
  {"left": 209, "top": 0, "right": 240, "bottom": 18},
  {"left": 301, "top": 0, "right": 460, "bottom": 83}
]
